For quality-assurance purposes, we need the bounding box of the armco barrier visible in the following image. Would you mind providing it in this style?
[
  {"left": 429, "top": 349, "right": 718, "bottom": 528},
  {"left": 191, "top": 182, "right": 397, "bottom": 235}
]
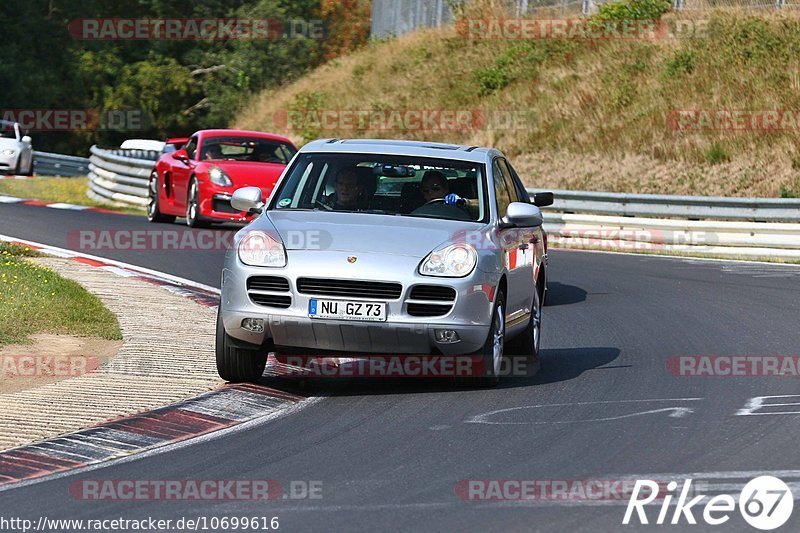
[
  {"left": 542, "top": 213, "right": 800, "bottom": 260},
  {"left": 527, "top": 189, "right": 800, "bottom": 223},
  {"left": 81, "top": 147, "right": 800, "bottom": 260},
  {"left": 87, "top": 145, "right": 159, "bottom": 207},
  {"left": 32, "top": 151, "right": 90, "bottom": 177}
]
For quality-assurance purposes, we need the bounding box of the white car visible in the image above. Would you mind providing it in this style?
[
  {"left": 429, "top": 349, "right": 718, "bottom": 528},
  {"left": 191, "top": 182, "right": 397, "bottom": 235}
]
[{"left": 0, "top": 121, "right": 33, "bottom": 176}]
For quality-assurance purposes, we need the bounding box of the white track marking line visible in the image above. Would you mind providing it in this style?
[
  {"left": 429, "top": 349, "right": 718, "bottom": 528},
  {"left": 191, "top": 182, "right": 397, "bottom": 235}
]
[
  {"left": 0, "top": 233, "right": 219, "bottom": 294},
  {"left": 46, "top": 203, "right": 90, "bottom": 210}
]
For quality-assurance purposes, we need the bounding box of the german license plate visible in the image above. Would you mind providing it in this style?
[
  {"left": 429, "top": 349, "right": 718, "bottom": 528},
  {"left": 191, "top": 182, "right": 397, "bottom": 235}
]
[{"left": 308, "top": 299, "right": 387, "bottom": 322}]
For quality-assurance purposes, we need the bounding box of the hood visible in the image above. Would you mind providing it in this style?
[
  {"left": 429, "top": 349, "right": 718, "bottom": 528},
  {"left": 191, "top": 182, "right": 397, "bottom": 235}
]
[
  {"left": 0, "top": 138, "right": 20, "bottom": 149},
  {"left": 263, "top": 211, "right": 483, "bottom": 258}
]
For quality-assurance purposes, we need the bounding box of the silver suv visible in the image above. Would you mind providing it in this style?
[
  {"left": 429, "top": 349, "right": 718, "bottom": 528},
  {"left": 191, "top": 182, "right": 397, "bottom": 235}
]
[{"left": 216, "top": 139, "right": 553, "bottom": 386}]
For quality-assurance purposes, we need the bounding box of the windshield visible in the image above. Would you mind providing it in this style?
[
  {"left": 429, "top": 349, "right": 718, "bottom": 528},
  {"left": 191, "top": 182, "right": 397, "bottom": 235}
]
[
  {"left": 200, "top": 136, "right": 296, "bottom": 164},
  {"left": 0, "top": 121, "right": 18, "bottom": 140},
  {"left": 270, "top": 153, "right": 488, "bottom": 222}
]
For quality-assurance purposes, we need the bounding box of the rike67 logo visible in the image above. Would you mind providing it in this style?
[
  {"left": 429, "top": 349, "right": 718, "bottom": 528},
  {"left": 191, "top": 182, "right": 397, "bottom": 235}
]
[{"left": 623, "top": 476, "right": 793, "bottom": 530}]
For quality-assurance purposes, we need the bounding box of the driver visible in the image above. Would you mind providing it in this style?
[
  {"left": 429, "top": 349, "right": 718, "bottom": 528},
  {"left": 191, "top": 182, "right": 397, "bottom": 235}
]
[
  {"left": 420, "top": 171, "right": 464, "bottom": 206},
  {"left": 325, "top": 168, "right": 363, "bottom": 210},
  {"left": 203, "top": 143, "right": 223, "bottom": 160}
]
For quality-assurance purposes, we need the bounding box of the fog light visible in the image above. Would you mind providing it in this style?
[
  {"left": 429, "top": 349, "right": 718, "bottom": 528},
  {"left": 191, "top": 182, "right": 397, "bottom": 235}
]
[
  {"left": 241, "top": 318, "right": 264, "bottom": 333},
  {"left": 435, "top": 329, "right": 460, "bottom": 343}
]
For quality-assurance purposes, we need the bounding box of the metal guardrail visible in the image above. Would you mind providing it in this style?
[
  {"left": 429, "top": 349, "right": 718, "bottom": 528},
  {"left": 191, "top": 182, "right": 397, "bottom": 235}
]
[
  {"left": 528, "top": 188, "right": 800, "bottom": 223},
  {"left": 32, "top": 151, "right": 90, "bottom": 177},
  {"left": 79, "top": 150, "right": 800, "bottom": 260},
  {"left": 542, "top": 213, "right": 800, "bottom": 259},
  {"left": 86, "top": 145, "right": 156, "bottom": 207}
]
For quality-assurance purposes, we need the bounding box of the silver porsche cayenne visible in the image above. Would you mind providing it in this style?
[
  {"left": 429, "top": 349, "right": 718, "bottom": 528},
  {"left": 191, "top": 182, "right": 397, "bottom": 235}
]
[{"left": 216, "top": 139, "right": 553, "bottom": 386}]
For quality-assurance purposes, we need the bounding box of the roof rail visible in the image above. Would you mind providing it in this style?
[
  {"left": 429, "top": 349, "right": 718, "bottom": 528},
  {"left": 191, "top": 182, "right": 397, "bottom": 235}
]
[
  {"left": 464, "top": 146, "right": 479, "bottom": 152},
  {"left": 326, "top": 138, "right": 340, "bottom": 144}
]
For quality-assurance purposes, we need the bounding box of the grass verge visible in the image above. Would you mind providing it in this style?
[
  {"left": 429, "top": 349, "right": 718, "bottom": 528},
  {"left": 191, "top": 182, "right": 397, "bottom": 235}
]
[
  {"left": 0, "top": 176, "right": 143, "bottom": 214},
  {"left": 235, "top": 6, "right": 800, "bottom": 197},
  {"left": 0, "top": 242, "right": 122, "bottom": 347}
]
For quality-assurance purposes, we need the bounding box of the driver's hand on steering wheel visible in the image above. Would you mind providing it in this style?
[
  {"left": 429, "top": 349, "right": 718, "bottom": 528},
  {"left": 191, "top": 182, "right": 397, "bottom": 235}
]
[{"left": 443, "top": 193, "right": 465, "bottom": 206}]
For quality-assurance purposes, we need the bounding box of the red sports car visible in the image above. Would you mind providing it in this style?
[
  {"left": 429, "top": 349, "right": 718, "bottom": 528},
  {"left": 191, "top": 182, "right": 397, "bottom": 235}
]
[{"left": 147, "top": 129, "right": 298, "bottom": 226}]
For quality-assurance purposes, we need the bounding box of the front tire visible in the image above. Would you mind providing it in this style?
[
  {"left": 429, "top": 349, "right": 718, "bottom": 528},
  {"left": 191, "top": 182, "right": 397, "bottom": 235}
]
[
  {"left": 215, "top": 311, "right": 267, "bottom": 383},
  {"left": 147, "top": 171, "right": 176, "bottom": 223},
  {"left": 463, "top": 292, "right": 506, "bottom": 388},
  {"left": 185, "top": 177, "right": 206, "bottom": 228}
]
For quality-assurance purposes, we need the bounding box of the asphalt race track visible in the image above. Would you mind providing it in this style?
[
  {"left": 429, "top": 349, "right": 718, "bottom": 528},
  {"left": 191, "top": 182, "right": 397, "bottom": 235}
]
[{"left": 2, "top": 201, "right": 800, "bottom": 532}]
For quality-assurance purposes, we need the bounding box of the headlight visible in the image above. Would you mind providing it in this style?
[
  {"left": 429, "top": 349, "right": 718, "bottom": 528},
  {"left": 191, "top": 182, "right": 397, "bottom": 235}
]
[
  {"left": 1, "top": 149, "right": 15, "bottom": 156},
  {"left": 209, "top": 167, "right": 232, "bottom": 187},
  {"left": 238, "top": 230, "right": 286, "bottom": 267},
  {"left": 419, "top": 243, "right": 477, "bottom": 277}
]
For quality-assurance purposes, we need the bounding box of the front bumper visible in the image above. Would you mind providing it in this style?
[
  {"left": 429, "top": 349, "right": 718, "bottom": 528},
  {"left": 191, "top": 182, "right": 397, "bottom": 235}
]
[
  {"left": 220, "top": 250, "right": 498, "bottom": 355},
  {"left": 0, "top": 153, "right": 19, "bottom": 173}
]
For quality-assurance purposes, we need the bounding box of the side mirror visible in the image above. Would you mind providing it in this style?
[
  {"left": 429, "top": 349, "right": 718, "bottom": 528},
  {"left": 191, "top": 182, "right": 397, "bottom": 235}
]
[
  {"left": 172, "top": 149, "right": 190, "bottom": 164},
  {"left": 231, "top": 187, "right": 264, "bottom": 214},
  {"left": 533, "top": 191, "right": 554, "bottom": 207},
  {"left": 502, "top": 202, "right": 543, "bottom": 228},
  {"left": 21, "top": 135, "right": 32, "bottom": 144}
]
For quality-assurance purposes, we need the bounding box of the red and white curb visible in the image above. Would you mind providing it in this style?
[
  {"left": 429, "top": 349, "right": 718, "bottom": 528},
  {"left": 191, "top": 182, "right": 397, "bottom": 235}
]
[
  {"left": 0, "top": 194, "right": 129, "bottom": 215},
  {"left": 0, "top": 235, "right": 316, "bottom": 489},
  {"left": 0, "top": 384, "right": 308, "bottom": 489}
]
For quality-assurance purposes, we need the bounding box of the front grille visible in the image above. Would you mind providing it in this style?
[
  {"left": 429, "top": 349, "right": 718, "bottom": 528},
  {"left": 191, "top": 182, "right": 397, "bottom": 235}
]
[
  {"left": 247, "top": 276, "right": 291, "bottom": 308},
  {"left": 249, "top": 293, "right": 292, "bottom": 308},
  {"left": 409, "top": 285, "right": 456, "bottom": 302},
  {"left": 248, "top": 276, "right": 290, "bottom": 292},
  {"left": 407, "top": 303, "right": 453, "bottom": 317},
  {"left": 297, "top": 278, "right": 402, "bottom": 300}
]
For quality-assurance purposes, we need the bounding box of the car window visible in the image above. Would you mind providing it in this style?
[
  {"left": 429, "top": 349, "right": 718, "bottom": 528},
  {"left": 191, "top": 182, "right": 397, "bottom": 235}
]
[
  {"left": 0, "top": 121, "right": 19, "bottom": 140},
  {"left": 200, "top": 137, "right": 296, "bottom": 163},
  {"left": 498, "top": 158, "right": 529, "bottom": 204},
  {"left": 492, "top": 159, "right": 513, "bottom": 218},
  {"left": 271, "top": 153, "right": 488, "bottom": 223},
  {"left": 497, "top": 159, "right": 523, "bottom": 204},
  {"left": 184, "top": 137, "right": 198, "bottom": 160}
]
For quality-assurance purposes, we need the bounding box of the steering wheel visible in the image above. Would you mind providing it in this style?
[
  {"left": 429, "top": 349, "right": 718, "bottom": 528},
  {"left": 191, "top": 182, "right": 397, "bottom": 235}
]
[
  {"left": 314, "top": 199, "right": 333, "bottom": 211},
  {"left": 423, "top": 198, "right": 446, "bottom": 206}
]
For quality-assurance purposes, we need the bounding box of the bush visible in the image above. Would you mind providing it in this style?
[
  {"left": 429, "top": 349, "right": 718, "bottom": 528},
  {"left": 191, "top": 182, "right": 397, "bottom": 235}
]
[
  {"left": 665, "top": 50, "right": 697, "bottom": 77},
  {"left": 705, "top": 144, "right": 730, "bottom": 165},
  {"left": 591, "top": 0, "right": 672, "bottom": 22},
  {"left": 475, "top": 54, "right": 513, "bottom": 96}
]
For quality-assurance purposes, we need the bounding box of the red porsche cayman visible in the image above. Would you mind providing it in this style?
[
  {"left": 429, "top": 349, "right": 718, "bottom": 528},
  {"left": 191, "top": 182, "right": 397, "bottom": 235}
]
[{"left": 147, "top": 129, "right": 298, "bottom": 226}]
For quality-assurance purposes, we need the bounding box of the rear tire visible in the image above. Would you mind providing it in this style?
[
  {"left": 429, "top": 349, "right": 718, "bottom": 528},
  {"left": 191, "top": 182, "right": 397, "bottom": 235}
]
[
  {"left": 215, "top": 311, "right": 267, "bottom": 383},
  {"left": 505, "top": 285, "right": 542, "bottom": 377},
  {"left": 147, "top": 171, "right": 176, "bottom": 223}
]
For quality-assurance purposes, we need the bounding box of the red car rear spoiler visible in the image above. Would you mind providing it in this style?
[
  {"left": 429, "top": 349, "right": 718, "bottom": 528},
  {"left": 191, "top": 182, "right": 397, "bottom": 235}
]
[{"left": 165, "top": 137, "right": 190, "bottom": 149}]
